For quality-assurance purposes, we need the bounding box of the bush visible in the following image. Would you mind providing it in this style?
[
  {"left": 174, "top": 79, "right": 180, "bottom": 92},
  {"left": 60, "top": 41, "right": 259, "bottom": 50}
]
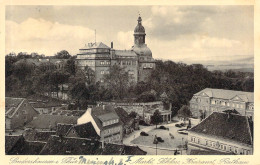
[{"left": 139, "top": 120, "right": 150, "bottom": 126}]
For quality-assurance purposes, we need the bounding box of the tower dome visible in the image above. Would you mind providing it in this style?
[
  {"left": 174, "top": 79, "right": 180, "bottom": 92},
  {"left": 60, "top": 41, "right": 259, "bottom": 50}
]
[
  {"left": 132, "top": 15, "right": 152, "bottom": 57},
  {"left": 134, "top": 16, "right": 145, "bottom": 33}
]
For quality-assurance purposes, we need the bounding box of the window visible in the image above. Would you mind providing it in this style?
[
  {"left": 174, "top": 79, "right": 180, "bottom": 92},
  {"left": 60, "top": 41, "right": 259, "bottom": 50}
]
[
  {"left": 100, "top": 61, "right": 105, "bottom": 65},
  {"left": 101, "top": 71, "right": 104, "bottom": 74}
]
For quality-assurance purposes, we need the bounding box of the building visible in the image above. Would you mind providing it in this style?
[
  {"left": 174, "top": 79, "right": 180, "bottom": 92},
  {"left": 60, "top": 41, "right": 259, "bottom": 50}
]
[
  {"left": 99, "top": 101, "right": 172, "bottom": 124},
  {"left": 189, "top": 88, "right": 254, "bottom": 119},
  {"left": 6, "top": 135, "right": 46, "bottom": 155},
  {"left": 40, "top": 135, "right": 146, "bottom": 155},
  {"left": 25, "top": 114, "right": 78, "bottom": 131},
  {"left": 66, "top": 122, "right": 100, "bottom": 140},
  {"left": 188, "top": 112, "right": 253, "bottom": 155},
  {"left": 76, "top": 15, "right": 155, "bottom": 83},
  {"left": 114, "top": 107, "right": 139, "bottom": 136},
  {"left": 5, "top": 97, "right": 38, "bottom": 130},
  {"left": 77, "top": 105, "right": 123, "bottom": 143}
]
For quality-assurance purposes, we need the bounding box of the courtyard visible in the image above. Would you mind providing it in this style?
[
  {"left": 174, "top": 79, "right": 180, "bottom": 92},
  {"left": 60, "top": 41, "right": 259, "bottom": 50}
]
[{"left": 123, "top": 117, "right": 200, "bottom": 155}]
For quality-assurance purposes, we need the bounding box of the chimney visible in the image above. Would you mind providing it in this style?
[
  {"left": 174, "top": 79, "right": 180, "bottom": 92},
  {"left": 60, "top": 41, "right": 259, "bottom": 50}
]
[{"left": 111, "top": 41, "right": 113, "bottom": 49}]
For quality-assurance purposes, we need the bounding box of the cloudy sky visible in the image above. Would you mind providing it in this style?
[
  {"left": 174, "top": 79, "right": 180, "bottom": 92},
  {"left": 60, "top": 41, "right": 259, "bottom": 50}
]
[{"left": 6, "top": 6, "right": 253, "bottom": 65}]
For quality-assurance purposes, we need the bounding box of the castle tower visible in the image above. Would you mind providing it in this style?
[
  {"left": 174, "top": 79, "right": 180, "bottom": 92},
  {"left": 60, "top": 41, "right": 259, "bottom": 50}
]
[{"left": 134, "top": 15, "right": 146, "bottom": 46}]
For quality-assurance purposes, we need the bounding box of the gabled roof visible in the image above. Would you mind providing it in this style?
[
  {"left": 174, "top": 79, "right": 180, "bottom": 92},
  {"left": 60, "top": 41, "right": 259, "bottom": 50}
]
[
  {"left": 68, "top": 122, "right": 100, "bottom": 139},
  {"left": 56, "top": 123, "right": 74, "bottom": 136},
  {"left": 5, "top": 97, "right": 25, "bottom": 117},
  {"left": 189, "top": 112, "right": 253, "bottom": 145},
  {"left": 194, "top": 88, "right": 254, "bottom": 102},
  {"left": 81, "top": 42, "right": 110, "bottom": 49},
  {"left": 5, "top": 135, "right": 24, "bottom": 153},
  {"left": 25, "top": 114, "right": 78, "bottom": 130},
  {"left": 91, "top": 105, "right": 122, "bottom": 130},
  {"left": 114, "top": 107, "right": 133, "bottom": 125}
]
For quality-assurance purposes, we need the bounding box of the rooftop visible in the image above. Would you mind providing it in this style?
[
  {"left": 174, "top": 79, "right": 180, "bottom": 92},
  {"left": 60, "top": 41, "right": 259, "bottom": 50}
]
[
  {"left": 189, "top": 112, "right": 253, "bottom": 145},
  {"left": 56, "top": 123, "right": 74, "bottom": 136},
  {"left": 194, "top": 88, "right": 254, "bottom": 102},
  {"left": 81, "top": 42, "right": 111, "bottom": 50},
  {"left": 40, "top": 135, "right": 146, "bottom": 155},
  {"left": 25, "top": 114, "right": 78, "bottom": 130},
  {"left": 68, "top": 122, "right": 100, "bottom": 139}
]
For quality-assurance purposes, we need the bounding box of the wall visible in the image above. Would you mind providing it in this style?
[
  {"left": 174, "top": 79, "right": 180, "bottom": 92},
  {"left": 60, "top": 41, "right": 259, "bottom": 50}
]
[{"left": 187, "top": 131, "right": 253, "bottom": 155}]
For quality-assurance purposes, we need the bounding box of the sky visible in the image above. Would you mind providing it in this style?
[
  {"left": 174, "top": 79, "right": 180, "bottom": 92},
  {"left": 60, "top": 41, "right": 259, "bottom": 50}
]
[{"left": 5, "top": 6, "right": 254, "bottom": 66}]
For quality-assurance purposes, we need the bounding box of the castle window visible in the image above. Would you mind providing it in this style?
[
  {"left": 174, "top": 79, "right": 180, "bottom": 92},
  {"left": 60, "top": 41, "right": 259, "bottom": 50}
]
[{"left": 100, "top": 61, "right": 105, "bottom": 65}]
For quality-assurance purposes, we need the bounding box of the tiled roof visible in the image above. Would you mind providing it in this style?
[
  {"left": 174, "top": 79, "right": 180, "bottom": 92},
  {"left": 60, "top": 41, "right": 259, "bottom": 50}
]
[
  {"left": 40, "top": 135, "right": 146, "bottom": 155},
  {"left": 68, "top": 122, "right": 100, "bottom": 139},
  {"left": 25, "top": 114, "right": 78, "bottom": 130},
  {"left": 56, "top": 123, "right": 74, "bottom": 136},
  {"left": 8, "top": 141, "right": 46, "bottom": 155},
  {"left": 102, "top": 143, "right": 125, "bottom": 155},
  {"left": 189, "top": 112, "right": 253, "bottom": 145},
  {"left": 114, "top": 107, "right": 133, "bottom": 125},
  {"left": 40, "top": 136, "right": 103, "bottom": 155},
  {"left": 23, "top": 129, "right": 56, "bottom": 142},
  {"left": 5, "top": 97, "right": 25, "bottom": 115},
  {"left": 91, "top": 105, "right": 122, "bottom": 130},
  {"left": 5, "top": 135, "right": 24, "bottom": 153},
  {"left": 194, "top": 88, "right": 254, "bottom": 102},
  {"left": 124, "top": 145, "right": 147, "bottom": 155}
]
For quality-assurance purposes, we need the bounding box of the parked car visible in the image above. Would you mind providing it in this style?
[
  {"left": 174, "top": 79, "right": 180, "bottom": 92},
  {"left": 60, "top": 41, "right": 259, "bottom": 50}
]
[
  {"left": 175, "top": 124, "right": 182, "bottom": 128},
  {"left": 159, "top": 126, "right": 167, "bottom": 130},
  {"left": 140, "top": 131, "right": 149, "bottom": 136},
  {"left": 157, "top": 137, "right": 164, "bottom": 142}
]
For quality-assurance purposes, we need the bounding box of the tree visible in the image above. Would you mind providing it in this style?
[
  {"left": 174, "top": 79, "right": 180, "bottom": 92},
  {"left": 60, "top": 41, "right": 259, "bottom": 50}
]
[
  {"left": 104, "top": 65, "right": 130, "bottom": 100},
  {"left": 151, "top": 110, "right": 163, "bottom": 129},
  {"left": 177, "top": 105, "right": 192, "bottom": 122},
  {"left": 84, "top": 66, "right": 95, "bottom": 85},
  {"left": 65, "top": 58, "right": 76, "bottom": 75},
  {"left": 55, "top": 50, "right": 71, "bottom": 59}
]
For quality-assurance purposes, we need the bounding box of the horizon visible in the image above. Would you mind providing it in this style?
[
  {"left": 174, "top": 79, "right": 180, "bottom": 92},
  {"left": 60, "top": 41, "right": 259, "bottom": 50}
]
[{"left": 5, "top": 6, "right": 254, "bottom": 68}]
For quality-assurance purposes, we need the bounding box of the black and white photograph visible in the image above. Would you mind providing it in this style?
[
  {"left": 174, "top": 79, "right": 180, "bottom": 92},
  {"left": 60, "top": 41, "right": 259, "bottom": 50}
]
[{"left": 4, "top": 4, "right": 255, "bottom": 157}]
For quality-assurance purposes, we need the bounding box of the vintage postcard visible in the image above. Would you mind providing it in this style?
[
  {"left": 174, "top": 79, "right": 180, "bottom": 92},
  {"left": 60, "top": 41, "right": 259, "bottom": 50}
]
[{"left": 1, "top": 0, "right": 259, "bottom": 164}]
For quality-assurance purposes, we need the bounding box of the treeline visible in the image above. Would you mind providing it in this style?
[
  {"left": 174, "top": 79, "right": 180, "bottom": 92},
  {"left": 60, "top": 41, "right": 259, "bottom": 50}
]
[
  {"left": 5, "top": 52, "right": 254, "bottom": 114},
  {"left": 138, "top": 60, "right": 254, "bottom": 115}
]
